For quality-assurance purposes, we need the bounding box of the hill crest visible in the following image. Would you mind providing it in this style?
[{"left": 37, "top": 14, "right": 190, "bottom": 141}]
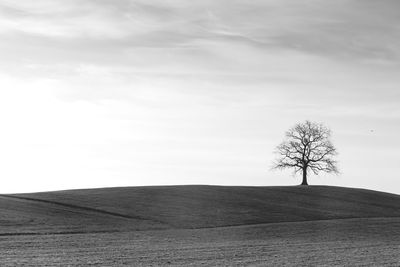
[{"left": 0, "top": 185, "right": 399, "bottom": 234}]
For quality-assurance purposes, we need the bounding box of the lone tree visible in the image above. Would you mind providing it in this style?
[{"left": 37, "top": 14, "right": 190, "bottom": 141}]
[{"left": 272, "top": 120, "right": 339, "bottom": 185}]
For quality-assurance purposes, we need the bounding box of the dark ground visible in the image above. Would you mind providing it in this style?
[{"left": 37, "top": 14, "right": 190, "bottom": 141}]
[{"left": 0, "top": 185, "right": 399, "bottom": 266}]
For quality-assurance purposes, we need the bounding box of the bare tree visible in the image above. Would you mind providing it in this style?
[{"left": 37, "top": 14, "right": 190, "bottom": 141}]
[{"left": 272, "top": 120, "right": 339, "bottom": 185}]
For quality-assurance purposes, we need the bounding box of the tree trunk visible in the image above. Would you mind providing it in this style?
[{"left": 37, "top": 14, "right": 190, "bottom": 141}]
[{"left": 301, "top": 166, "right": 308, "bottom": 185}]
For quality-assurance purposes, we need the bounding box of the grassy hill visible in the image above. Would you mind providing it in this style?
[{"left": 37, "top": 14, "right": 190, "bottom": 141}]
[{"left": 1, "top": 185, "right": 399, "bottom": 234}]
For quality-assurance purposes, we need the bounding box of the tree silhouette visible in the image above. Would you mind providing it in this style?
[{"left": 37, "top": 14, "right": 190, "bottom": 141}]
[{"left": 272, "top": 120, "right": 339, "bottom": 185}]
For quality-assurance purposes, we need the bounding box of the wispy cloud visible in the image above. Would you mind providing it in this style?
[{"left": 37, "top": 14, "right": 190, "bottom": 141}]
[{"left": 0, "top": 0, "right": 400, "bottom": 193}]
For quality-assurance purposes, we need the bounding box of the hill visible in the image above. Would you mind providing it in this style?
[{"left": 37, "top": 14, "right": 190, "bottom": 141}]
[{"left": 1, "top": 185, "right": 400, "bottom": 234}]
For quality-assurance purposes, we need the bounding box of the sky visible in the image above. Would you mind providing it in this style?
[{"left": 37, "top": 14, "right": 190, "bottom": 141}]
[{"left": 0, "top": 0, "right": 400, "bottom": 194}]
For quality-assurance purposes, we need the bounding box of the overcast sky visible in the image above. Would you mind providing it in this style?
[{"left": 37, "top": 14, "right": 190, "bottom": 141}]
[{"left": 1, "top": 0, "right": 400, "bottom": 194}]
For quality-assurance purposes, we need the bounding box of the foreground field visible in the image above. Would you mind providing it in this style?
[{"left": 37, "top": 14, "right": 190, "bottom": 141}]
[
  {"left": 1, "top": 217, "right": 399, "bottom": 266},
  {"left": 1, "top": 185, "right": 399, "bottom": 266}
]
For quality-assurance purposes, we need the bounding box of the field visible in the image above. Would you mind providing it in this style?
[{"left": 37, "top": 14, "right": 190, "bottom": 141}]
[{"left": 0, "top": 185, "right": 399, "bottom": 266}]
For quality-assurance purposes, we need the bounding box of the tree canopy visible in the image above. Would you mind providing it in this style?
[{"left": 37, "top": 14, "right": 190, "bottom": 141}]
[{"left": 272, "top": 120, "right": 339, "bottom": 185}]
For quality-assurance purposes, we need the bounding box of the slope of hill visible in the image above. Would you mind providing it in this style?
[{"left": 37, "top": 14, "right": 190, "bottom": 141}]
[{"left": 1, "top": 185, "right": 399, "bottom": 234}]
